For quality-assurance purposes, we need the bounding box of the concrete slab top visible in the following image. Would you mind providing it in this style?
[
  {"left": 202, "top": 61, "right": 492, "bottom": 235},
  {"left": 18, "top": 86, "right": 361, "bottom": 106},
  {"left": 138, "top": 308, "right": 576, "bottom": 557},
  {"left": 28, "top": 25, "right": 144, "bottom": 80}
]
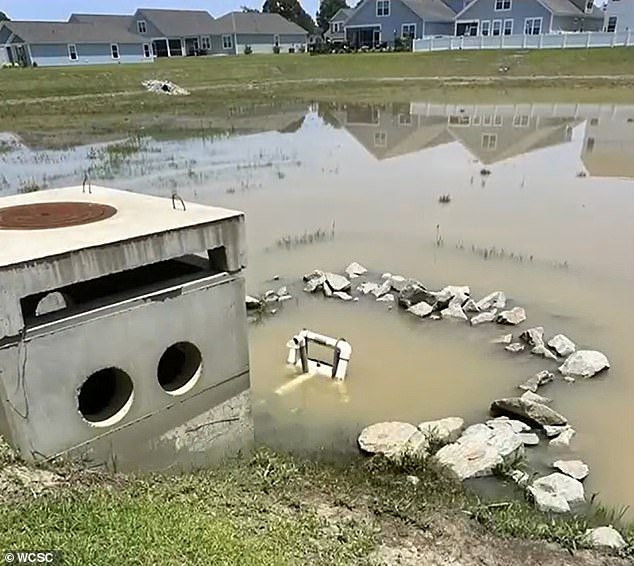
[{"left": 0, "top": 186, "right": 244, "bottom": 269}]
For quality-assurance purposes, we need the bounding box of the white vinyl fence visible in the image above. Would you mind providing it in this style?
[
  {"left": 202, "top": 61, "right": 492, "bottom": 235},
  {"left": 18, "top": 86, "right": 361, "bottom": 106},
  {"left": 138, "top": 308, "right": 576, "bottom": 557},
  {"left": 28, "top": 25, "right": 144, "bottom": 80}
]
[{"left": 414, "top": 31, "right": 633, "bottom": 52}]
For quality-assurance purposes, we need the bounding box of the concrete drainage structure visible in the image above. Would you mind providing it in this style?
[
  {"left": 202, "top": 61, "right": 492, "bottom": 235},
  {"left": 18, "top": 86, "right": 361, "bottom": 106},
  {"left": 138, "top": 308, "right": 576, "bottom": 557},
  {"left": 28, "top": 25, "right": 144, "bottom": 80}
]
[{"left": 0, "top": 186, "right": 252, "bottom": 468}]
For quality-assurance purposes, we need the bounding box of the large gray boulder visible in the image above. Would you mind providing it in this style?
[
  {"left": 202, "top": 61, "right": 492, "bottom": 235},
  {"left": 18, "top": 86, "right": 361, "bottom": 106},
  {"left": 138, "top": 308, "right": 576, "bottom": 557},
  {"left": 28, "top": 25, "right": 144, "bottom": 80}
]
[
  {"left": 583, "top": 526, "right": 627, "bottom": 550},
  {"left": 548, "top": 334, "right": 576, "bottom": 357},
  {"left": 358, "top": 422, "right": 418, "bottom": 459},
  {"left": 398, "top": 282, "right": 436, "bottom": 308},
  {"left": 528, "top": 473, "right": 585, "bottom": 514},
  {"left": 497, "top": 307, "right": 527, "bottom": 325},
  {"left": 357, "top": 282, "right": 379, "bottom": 295},
  {"left": 553, "top": 459, "right": 589, "bottom": 481},
  {"left": 432, "top": 285, "right": 470, "bottom": 307},
  {"left": 325, "top": 272, "right": 352, "bottom": 292},
  {"left": 470, "top": 310, "right": 497, "bottom": 326},
  {"left": 475, "top": 291, "right": 506, "bottom": 311},
  {"left": 490, "top": 397, "right": 567, "bottom": 427},
  {"left": 558, "top": 350, "right": 610, "bottom": 378},
  {"left": 518, "top": 370, "right": 554, "bottom": 393},
  {"left": 441, "top": 303, "right": 468, "bottom": 321},
  {"left": 418, "top": 417, "right": 464, "bottom": 444}
]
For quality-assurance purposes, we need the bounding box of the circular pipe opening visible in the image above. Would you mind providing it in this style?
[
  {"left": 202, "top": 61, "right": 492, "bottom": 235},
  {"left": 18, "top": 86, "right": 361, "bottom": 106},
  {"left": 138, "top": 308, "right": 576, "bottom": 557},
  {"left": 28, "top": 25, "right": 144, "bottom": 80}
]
[
  {"left": 78, "top": 368, "right": 134, "bottom": 427},
  {"left": 157, "top": 342, "right": 202, "bottom": 396}
]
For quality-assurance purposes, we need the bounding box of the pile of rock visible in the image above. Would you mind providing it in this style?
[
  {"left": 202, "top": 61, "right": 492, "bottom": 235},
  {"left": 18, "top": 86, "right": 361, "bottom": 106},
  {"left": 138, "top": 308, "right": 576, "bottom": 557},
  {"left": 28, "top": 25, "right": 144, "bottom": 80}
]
[
  {"left": 142, "top": 79, "right": 190, "bottom": 96},
  {"left": 303, "top": 269, "right": 357, "bottom": 302}
]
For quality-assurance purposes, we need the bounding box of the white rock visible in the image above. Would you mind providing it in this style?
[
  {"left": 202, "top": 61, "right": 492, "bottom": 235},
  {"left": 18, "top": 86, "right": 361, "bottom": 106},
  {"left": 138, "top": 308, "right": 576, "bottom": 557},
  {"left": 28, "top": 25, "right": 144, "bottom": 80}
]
[
  {"left": 372, "top": 280, "right": 392, "bottom": 298},
  {"left": 388, "top": 275, "right": 407, "bottom": 291},
  {"left": 518, "top": 433, "right": 540, "bottom": 446},
  {"left": 543, "top": 425, "right": 569, "bottom": 438},
  {"left": 510, "top": 469, "right": 530, "bottom": 487},
  {"left": 325, "top": 273, "right": 352, "bottom": 292},
  {"left": 418, "top": 417, "right": 464, "bottom": 444},
  {"left": 332, "top": 291, "right": 353, "bottom": 301},
  {"left": 491, "top": 333, "right": 513, "bottom": 344},
  {"left": 322, "top": 283, "right": 333, "bottom": 297},
  {"left": 407, "top": 301, "right": 434, "bottom": 318},
  {"left": 381, "top": 273, "right": 392, "bottom": 279},
  {"left": 553, "top": 460, "right": 589, "bottom": 481},
  {"left": 344, "top": 262, "right": 367, "bottom": 278},
  {"left": 406, "top": 475, "right": 420, "bottom": 486},
  {"left": 583, "top": 526, "right": 627, "bottom": 550},
  {"left": 548, "top": 334, "right": 576, "bottom": 357},
  {"left": 303, "top": 269, "right": 325, "bottom": 282},
  {"left": 519, "top": 327, "right": 545, "bottom": 347},
  {"left": 276, "top": 286, "right": 288, "bottom": 296},
  {"left": 518, "top": 370, "right": 554, "bottom": 393},
  {"left": 358, "top": 422, "right": 418, "bottom": 458},
  {"left": 476, "top": 291, "right": 506, "bottom": 311},
  {"left": 376, "top": 294, "right": 395, "bottom": 303},
  {"left": 528, "top": 473, "right": 585, "bottom": 513},
  {"left": 278, "top": 294, "right": 293, "bottom": 302},
  {"left": 488, "top": 426, "right": 525, "bottom": 461},
  {"left": 470, "top": 310, "right": 498, "bottom": 326},
  {"left": 532, "top": 345, "right": 558, "bottom": 360},
  {"left": 497, "top": 307, "right": 527, "bottom": 325},
  {"left": 434, "top": 285, "right": 470, "bottom": 305},
  {"left": 462, "top": 299, "right": 480, "bottom": 313},
  {"left": 520, "top": 391, "right": 552, "bottom": 405},
  {"left": 462, "top": 423, "right": 494, "bottom": 438},
  {"left": 304, "top": 275, "right": 326, "bottom": 293},
  {"left": 245, "top": 295, "right": 262, "bottom": 310},
  {"left": 549, "top": 427, "right": 576, "bottom": 448},
  {"left": 558, "top": 350, "right": 610, "bottom": 379},
  {"left": 435, "top": 434, "right": 503, "bottom": 480},
  {"left": 441, "top": 303, "right": 468, "bottom": 321},
  {"left": 357, "top": 282, "right": 379, "bottom": 295},
  {"left": 505, "top": 343, "right": 525, "bottom": 353},
  {"left": 486, "top": 416, "right": 531, "bottom": 433}
]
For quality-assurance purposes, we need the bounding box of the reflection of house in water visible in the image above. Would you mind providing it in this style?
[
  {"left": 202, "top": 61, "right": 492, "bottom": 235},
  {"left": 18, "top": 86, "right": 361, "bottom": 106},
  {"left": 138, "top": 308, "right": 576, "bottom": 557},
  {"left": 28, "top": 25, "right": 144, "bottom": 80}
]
[
  {"left": 321, "top": 102, "right": 581, "bottom": 164},
  {"left": 446, "top": 112, "right": 579, "bottom": 165},
  {"left": 581, "top": 108, "right": 634, "bottom": 179}
]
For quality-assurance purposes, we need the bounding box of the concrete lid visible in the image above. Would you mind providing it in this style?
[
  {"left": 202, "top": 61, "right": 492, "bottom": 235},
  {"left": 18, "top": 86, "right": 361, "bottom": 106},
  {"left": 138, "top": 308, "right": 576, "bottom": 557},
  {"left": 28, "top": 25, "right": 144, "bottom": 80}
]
[{"left": 0, "top": 186, "right": 243, "bottom": 269}]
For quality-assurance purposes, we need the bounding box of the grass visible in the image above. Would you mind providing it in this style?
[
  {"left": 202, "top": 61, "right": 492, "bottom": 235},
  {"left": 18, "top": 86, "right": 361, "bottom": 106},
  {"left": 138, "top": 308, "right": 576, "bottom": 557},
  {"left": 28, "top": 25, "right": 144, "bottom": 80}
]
[
  {"left": 1, "top": 50, "right": 633, "bottom": 143},
  {"left": 1, "top": 448, "right": 633, "bottom": 565}
]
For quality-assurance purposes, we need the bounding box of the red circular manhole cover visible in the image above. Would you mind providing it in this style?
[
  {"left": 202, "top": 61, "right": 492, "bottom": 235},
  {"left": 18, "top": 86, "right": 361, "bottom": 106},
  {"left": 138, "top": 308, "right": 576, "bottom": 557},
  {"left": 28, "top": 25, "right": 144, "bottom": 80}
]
[{"left": 0, "top": 202, "right": 117, "bottom": 230}]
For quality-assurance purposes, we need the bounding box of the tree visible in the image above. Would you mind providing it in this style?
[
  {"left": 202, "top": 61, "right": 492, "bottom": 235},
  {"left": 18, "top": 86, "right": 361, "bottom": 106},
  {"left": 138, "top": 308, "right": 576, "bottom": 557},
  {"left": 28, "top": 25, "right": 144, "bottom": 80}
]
[
  {"left": 316, "top": 0, "right": 347, "bottom": 32},
  {"left": 0, "top": 11, "right": 10, "bottom": 21},
  {"left": 241, "top": 5, "right": 259, "bottom": 11},
  {"left": 262, "top": 0, "right": 316, "bottom": 32}
]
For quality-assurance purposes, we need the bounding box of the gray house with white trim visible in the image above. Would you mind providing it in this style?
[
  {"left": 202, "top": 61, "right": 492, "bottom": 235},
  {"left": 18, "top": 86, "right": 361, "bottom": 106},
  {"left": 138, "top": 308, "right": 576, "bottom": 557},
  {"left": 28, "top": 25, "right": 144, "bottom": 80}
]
[
  {"left": 0, "top": 20, "right": 151, "bottom": 67},
  {"left": 342, "top": 0, "right": 460, "bottom": 47},
  {"left": 325, "top": 8, "right": 354, "bottom": 42},
  {"left": 604, "top": 0, "right": 634, "bottom": 32},
  {"left": 454, "top": 0, "right": 604, "bottom": 36}
]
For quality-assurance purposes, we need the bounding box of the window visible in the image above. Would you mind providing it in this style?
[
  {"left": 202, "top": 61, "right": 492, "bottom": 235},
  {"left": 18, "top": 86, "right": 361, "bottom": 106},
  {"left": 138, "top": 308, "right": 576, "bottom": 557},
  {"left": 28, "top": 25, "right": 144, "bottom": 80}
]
[
  {"left": 402, "top": 23, "right": 416, "bottom": 38},
  {"left": 398, "top": 113, "right": 412, "bottom": 126},
  {"left": 607, "top": 16, "right": 618, "bottom": 33},
  {"left": 273, "top": 34, "right": 280, "bottom": 46},
  {"left": 483, "top": 115, "right": 493, "bottom": 126},
  {"left": 513, "top": 115, "right": 530, "bottom": 127},
  {"left": 482, "top": 133, "right": 497, "bottom": 150},
  {"left": 201, "top": 36, "right": 211, "bottom": 50},
  {"left": 137, "top": 20, "right": 147, "bottom": 34},
  {"left": 68, "top": 44, "right": 78, "bottom": 61},
  {"left": 590, "top": 118, "right": 599, "bottom": 126},
  {"left": 495, "top": 0, "right": 511, "bottom": 11},
  {"left": 111, "top": 44, "right": 120, "bottom": 60},
  {"left": 481, "top": 20, "right": 491, "bottom": 36},
  {"left": 449, "top": 115, "right": 470, "bottom": 126},
  {"left": 143, "top": 43, "right": 151, "bottom": 58},
  {"left": 374, "top": 131, "right": 387, "bottom": 146},
  {"left": 472, "top": 115, "right": 481, "bottom": 126},
  {"left": 524, "top": 17, "right": 542, "bottom": 35},
  {"left": 376, "top": 0, "right": 390, "bottom": 17},
  {"left": 222, "top": 34, "right": 233, "bottom": 50},
  {"left": 492, "top": 20, "right": 502, "bottom": 36},
  {"left": 332, "top": 21, "right": 342, "bottom": 32},
  {"left": 494, "top": 115, "right": 503, "bottom": 127},
  {"left": 586, "top": 137, "right": 595, "bottom": 152},
  {"left": 504, "top": 19, "right": 513, "bottom": 35},
  {"left": 585, "top": 0, "right": 593, "bottom": 11}
]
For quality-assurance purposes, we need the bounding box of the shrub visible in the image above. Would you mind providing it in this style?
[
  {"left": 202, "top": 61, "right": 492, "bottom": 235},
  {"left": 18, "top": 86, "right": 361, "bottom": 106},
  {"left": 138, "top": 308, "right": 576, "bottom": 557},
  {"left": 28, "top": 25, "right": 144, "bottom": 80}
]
[
  {"left": 244, "top": 44, "right": 253, "bottom": 55},
  {"left": 273, "top": 45, "right": 281, "bottom": 54}
]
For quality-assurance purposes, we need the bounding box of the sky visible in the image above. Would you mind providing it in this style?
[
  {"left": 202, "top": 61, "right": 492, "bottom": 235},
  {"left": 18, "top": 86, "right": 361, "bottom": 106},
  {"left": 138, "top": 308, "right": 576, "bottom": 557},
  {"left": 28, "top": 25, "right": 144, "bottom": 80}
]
[{"left": 0, "top": 0, "right": 322, "bottom": 21}]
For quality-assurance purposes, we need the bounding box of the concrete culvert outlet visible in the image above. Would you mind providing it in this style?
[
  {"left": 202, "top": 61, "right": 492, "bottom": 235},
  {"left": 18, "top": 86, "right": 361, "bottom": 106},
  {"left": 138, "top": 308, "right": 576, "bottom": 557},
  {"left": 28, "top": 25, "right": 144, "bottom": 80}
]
[
  {"left": 157, "top": 342, "right": 202, "bottom": 395},
  {"left": 78, "top": 368, "right": 134, "bottom": 427}
]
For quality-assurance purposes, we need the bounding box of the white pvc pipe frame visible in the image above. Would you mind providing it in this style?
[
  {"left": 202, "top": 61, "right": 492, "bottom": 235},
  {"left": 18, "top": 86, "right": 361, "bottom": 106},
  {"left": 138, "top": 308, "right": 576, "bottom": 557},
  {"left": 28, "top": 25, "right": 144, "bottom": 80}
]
[{"left": 286, "top": 330, "right": 352, "bottom": 381}]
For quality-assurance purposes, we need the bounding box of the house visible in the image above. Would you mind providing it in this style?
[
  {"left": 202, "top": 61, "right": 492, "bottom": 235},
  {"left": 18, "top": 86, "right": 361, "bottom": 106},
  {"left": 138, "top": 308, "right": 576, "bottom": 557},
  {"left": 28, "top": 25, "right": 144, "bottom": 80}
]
[
  {"left": 454, "top": 0, "right": 604, "bottom": 37},
  {"left": 127, "top": 8, "right": 217, "bottom": 57},
  {"left": 0, "top": 20, "right": 152, "bottom": 67},
  {"left": 342, "top": 0, "right": 460, "bottom": 47},
  {"left": 325, "top": 8, "right": 354, "bottom": 43},
  {"left": 210, "top": 12, "right": 308, "bottom": 55},
  {"left": 603, "top": 0, "right": 634, "bottom": 32}
]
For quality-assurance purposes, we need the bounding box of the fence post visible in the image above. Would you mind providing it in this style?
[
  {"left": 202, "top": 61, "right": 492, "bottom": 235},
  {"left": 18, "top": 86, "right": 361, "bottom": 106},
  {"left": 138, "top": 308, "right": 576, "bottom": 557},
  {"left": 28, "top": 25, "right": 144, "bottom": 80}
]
[
  {"left": 586, "top": 32, "right": 591, "bottom": 48},
  {"left": 430, "top": 36, "right": 434, "bottom": 51},
  {"left": 611, "top": 32, "right": 616, "bottom": 48},
  {"left": 539, "top": 34, "right": 543, "bottom": 48},
  {"left": 627, "top": 30, "right": 632, "bottom": 47},
  {"left": 500, "top": 33, "right": 504, "bottom": 49},
  {"left": 562, "top": 33, "right": 567, "bottom": 49},
  {"left": 460, "top": 35, "right": 464, "bottom": 50}
]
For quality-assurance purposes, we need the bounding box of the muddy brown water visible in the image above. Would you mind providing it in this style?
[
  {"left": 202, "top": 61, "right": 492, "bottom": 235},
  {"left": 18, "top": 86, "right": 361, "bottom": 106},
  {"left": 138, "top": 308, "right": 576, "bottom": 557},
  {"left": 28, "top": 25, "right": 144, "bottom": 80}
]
[{"left": 1, "top": 101, "right": 633, "bottom": 517}]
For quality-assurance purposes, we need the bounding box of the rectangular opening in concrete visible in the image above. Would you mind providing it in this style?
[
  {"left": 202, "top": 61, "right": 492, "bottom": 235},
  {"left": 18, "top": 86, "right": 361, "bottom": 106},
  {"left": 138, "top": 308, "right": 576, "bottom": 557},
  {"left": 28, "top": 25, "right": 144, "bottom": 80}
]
[{"left": 20, "top": 252, "right": 227, "bottom": 327}]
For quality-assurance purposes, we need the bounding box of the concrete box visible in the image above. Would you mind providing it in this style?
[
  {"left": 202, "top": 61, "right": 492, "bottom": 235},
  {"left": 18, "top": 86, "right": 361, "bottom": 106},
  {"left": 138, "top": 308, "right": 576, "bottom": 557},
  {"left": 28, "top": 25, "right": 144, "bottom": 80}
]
[{"left": 0, "top": 186, "right": 252, "bottom": 467}]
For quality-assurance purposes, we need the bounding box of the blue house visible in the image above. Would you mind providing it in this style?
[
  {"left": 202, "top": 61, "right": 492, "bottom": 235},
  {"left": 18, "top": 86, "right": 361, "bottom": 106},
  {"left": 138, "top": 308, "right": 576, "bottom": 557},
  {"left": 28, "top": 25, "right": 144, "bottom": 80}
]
[
  {"left": 454, "top": 0, "right": 604, "bottom": 36},
  {"left": 342, "top": 0, "right": 460, "bottom": 47},
  {"left": 0, "top": 20, "right": 152, "bottom": 67}
]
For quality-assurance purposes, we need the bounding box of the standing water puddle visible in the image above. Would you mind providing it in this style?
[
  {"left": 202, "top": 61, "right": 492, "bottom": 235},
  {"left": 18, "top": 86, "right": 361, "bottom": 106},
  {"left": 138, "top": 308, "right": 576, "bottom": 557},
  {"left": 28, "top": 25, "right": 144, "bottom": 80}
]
[{"left": 1, "top": 100, "right": 633, "bottom": 516}]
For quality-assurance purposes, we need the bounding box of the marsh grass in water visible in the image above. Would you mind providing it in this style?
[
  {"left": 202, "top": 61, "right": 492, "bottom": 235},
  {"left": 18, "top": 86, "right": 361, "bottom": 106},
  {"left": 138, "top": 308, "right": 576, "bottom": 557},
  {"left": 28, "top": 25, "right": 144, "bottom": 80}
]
[{"left": 273, "top": 222, "right": 337, "bottom": 250}]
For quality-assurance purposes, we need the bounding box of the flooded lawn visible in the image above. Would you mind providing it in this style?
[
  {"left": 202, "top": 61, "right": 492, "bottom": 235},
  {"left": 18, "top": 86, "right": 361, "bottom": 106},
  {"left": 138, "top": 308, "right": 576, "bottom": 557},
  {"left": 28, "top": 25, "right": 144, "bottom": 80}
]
[{"left": 2, "top": 100, "right": 634, "bottom": 517}]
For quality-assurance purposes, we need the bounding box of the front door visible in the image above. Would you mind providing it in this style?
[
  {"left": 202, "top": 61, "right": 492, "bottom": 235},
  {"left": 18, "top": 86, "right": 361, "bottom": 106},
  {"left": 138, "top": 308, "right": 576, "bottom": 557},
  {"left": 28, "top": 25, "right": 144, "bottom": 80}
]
[{"left": 373, "top": 28, "right": 381, "bottom": 45}]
